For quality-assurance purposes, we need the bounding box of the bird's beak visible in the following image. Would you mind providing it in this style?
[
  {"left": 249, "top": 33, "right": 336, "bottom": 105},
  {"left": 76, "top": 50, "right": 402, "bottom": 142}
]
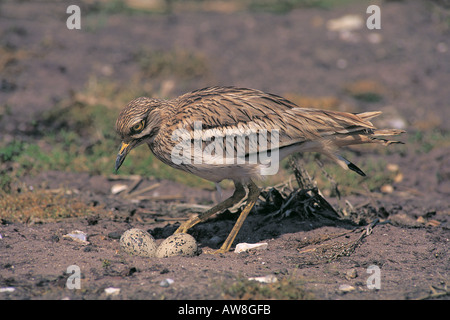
[{"left": 115, "top": 141, "right": 131, "bottom": 172}]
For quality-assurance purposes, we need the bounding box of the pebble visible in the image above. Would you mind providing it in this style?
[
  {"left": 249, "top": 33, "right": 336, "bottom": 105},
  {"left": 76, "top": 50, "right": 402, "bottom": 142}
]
[
  {"left": 394, "top": 172, "right": 403, "bottom": 183},
  {"left": 108, "top": 231, "right": 122, "bottom": 240},
  {"left": 248, "top": 275, "right": 278, "bottom": 284},
  {"left": 159, "top": 278, "right": 174, "bottom": 287},
  {"left": 367, "top": 32, "right": 382, "bottom": 44},
  {"left": 338, "top": 284, "right": 356, "bottom": 293},
  {"left": 327, "top": 14, "right": 363, "bottom": 32},
  {"left": 63, "top": 230, "right": 89, "bottom": 245},
  {"left": 345, "top": 269, "right": 358, "bottom": 280},
  {"left": 380, "top": 184, "right": 394, "bottom": 194},
  {"left": 111, "top": 184, "right": 127, "bottom": 195},
  {"left": 104, "top": 287, "right": 120, "bottom": 296},
  {"left": 386, "top": 163, "right": 399, "bottom": 172},
  {"left": 234, "top": 242, "right": 268, "bottom": 253}
]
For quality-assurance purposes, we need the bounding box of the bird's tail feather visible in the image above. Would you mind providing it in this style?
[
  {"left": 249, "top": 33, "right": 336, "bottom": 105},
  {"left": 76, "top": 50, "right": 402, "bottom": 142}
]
[
  {"left": 357, "top": 111, "right": 382, "bottom": 121},
  {"left": 321, "top": 127, "right": 405, "bottom": 176}
]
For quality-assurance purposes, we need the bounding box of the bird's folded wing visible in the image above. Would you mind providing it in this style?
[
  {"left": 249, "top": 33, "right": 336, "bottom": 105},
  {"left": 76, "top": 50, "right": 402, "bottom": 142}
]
[{"left": 160, "top": 86, "right": 384, "bottom": 156}]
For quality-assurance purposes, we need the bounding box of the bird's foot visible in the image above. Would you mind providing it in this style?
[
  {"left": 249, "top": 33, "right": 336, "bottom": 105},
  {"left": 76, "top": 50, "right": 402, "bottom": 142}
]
[
  {"left": 212, "top": 247, "right": 229, "bottom": 255},
  {"left": 200, "top": 246, "right": 230, "bottom": 255}
]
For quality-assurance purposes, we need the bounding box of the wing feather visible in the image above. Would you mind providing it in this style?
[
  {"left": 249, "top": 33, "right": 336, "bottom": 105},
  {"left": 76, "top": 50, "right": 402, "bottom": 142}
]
[{"left": 163, "top": 86, "right": 377, "bottom": 150}]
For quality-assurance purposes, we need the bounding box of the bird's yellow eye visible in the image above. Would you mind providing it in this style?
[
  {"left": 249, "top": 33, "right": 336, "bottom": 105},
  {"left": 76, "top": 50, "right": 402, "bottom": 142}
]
[{"left": 131, "top": 121, "right": 144, "bottom": 133}]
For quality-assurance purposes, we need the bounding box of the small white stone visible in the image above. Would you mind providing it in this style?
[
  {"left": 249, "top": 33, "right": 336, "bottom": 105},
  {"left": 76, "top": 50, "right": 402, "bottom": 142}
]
[
  {"left": 159, "top": 278, "right": 174, "bottom": 287},
  {"left": 104, "top": 287, "right": 120, "bottom": 296},
  {"left": 338, "top": 284, "right": 356, "bottom": 293},
  {"left": 248, "top": 275, "right": 278, "bottom": 284},
  {"left": 367, "top": 33, "right": 382, "bottom": 44},
  {"left": 234, "top": 242, "right": 268, "bottom": 253},
  {"left": 380, "top": 184, "right": 394, "bottom": 194},
  {"left": 63, "top": 230, "right": 89, "bottom": 245},
  {"left": 111, "top": 184, "right": 128, "bottom": 194},
  {"left": 327, "top": 15, "right": 363, "bottom": 32}
]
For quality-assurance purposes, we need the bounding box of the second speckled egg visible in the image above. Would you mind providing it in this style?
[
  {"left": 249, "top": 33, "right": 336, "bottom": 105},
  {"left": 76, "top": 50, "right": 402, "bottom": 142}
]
[{"left": 156, "top": 233, "right": 198, "bottom": 258}]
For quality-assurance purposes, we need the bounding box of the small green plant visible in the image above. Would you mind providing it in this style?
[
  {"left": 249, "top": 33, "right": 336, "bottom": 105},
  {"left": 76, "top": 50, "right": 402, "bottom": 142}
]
[
  {"left": 0, "top": 140, "right": 25, "bottom": 162},
  {"left": 344, "top": 80, "right": 385, "bottom": 103},
  {"left": 408, "top": 129, "right": 450, "bottom": 154},
  {"left": 221, "top": 276, "right": 314, "bottom": 300},
  {"left": 102, "top": 259, "right": 112, "bottom": 268},
  {"left": 247, "top": 0, "right": 366, "bottom": 12}
]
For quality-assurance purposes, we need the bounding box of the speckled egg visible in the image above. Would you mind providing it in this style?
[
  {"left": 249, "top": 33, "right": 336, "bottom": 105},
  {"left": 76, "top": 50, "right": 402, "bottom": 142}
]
[
  {"left": 155, "top": 233, "right": 198, "bottom": 258},
  {"left": 120, "top": 228, "right": 157, "bottom": 257}
]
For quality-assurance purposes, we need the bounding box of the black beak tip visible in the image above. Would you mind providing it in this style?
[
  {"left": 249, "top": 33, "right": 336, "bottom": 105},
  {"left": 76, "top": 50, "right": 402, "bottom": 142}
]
[
  {"left": 348, "top": 163, "right": 366, "bottom": 177},
  {"left": 115, "top": 154, "right": 125, "bottom": 173}
]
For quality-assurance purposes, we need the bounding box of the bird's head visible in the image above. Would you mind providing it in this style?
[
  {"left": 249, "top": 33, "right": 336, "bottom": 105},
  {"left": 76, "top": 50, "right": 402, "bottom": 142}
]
[{"left": 114, "top": 97, "right": 163, "bottom": 172}]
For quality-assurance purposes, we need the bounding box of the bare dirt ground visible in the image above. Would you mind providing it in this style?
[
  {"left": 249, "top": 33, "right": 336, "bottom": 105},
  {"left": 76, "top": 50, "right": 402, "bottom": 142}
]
[{"left": 0, "top": 0, "right": 449, "bottom": 300}]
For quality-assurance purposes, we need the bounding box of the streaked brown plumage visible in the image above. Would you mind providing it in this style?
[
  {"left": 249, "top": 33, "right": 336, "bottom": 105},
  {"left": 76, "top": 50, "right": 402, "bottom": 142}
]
[{"left": 115, "top": 86, "right": 404, "bottom": 253}]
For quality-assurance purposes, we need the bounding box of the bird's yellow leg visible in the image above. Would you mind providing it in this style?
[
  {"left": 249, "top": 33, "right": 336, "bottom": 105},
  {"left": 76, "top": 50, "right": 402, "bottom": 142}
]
[
  {"left": 174, "top": 182, "right": 246, "bottom": 234},
  {"left": 214, "top": 180, "right": 260, "bottom": 254}
]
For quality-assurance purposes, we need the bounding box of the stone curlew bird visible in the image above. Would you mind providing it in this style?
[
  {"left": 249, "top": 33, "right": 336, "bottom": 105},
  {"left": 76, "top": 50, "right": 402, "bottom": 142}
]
[{"left": 115, "top": 86, "right": 404, "bottom": 253}]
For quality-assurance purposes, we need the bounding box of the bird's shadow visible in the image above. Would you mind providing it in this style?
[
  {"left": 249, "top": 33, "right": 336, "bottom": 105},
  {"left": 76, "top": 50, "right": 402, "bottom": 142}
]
[{"left": 148, "top": 186, "right": 364, "bottom": 250}]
